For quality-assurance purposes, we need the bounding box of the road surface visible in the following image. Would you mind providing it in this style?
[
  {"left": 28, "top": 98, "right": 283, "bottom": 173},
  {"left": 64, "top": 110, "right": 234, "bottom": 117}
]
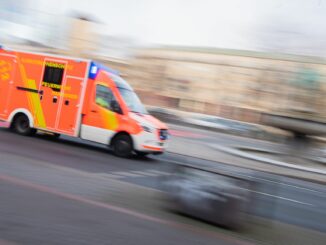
[{"left": 0, "top": 126, "right": 325, "bottom": 244}]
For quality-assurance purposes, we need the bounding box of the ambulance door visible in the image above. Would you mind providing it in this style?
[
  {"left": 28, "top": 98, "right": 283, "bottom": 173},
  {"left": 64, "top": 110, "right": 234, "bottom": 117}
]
[
  {"left": 57, "top": 76, "right": 84, "bottom": 136},
  {"left": 38, "top": 59, "right": 66, "bottom": 130},
  {"left": 0, "top": 55, "right": 16, "bottom": 118},
  {"left": 80, "top": 83, "right": 122, "bottom": 144}
]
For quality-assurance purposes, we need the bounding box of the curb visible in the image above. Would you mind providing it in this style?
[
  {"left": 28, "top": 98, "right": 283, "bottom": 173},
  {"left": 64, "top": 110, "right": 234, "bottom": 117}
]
[
  {"left": 211, "top": 144, "right": 326, "bottom": 175},
  {"left": 209, "top": 144, "right": 326, "bottom": 184}
]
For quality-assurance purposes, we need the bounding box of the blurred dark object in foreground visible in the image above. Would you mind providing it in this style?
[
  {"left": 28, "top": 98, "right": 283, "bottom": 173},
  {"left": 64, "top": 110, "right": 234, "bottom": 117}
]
[
  {"left": 262, "top": 113, "right": 326, "bottom": 137},
  {"left": 162, "top": 164, "right": 255, "bottom": 230}
]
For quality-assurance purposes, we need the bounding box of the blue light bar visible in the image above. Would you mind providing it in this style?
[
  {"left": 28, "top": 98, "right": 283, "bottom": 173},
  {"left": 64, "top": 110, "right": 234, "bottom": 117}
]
[
  {"left": 88, "top": 62, "right": 99, "bottom": 79},
  {"left": 88, "top": 61, "right": 120, "bottom": 80}
]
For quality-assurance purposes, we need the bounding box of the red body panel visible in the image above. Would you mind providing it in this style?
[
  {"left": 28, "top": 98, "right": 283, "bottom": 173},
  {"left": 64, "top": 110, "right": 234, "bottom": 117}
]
[{"left": 0, "top": 49, "right": 89, "bottom": 136}]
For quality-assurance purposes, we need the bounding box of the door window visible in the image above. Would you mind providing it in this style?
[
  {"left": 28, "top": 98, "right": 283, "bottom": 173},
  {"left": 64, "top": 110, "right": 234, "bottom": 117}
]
[
  {"left": 96, "top": 85, "right": 118, "bottom": 111},
  {"left": 42, "top": 62, "right": 65, "bottom": 91}
]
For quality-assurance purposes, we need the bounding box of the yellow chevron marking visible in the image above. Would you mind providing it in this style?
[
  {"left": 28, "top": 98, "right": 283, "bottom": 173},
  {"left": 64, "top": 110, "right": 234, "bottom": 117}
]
[{"left": 17, "top": 61, "right": 46, "bottom": 128}]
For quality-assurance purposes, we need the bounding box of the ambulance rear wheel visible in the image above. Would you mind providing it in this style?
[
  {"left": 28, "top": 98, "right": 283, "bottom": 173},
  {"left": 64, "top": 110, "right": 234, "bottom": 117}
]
[
  {"left": 111, "top": 134, "right": 133, "bottom": 158},
  {"left": 12, "top": 114, "right": 36, "bottom": 136}
]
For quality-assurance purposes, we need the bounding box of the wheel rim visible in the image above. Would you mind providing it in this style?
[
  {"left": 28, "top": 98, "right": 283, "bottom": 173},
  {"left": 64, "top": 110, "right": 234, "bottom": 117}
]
[
  {"left": 17, "top": 117, "right": 29, "bottom": 132},
  {"left": 114, "top": 139, "right": 131, "bottom": 156}
]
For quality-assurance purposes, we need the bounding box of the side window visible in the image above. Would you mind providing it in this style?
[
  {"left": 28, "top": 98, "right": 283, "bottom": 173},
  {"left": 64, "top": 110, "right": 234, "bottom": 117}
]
[{"left": 96, "top": 85, "right": 118, "bottom": 111}]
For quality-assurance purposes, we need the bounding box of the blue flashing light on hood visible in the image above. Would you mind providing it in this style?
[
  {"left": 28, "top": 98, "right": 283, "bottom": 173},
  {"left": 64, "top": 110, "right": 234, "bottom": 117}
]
[{"left": 88, "top": 61, "right": 120, "bottom": 80}]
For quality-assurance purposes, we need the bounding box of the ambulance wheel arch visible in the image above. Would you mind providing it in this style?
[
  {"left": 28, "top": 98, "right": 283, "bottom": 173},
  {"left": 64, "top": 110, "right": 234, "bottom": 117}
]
[
  {"left": 9, "top": 109, "right": 36, "bottom": 136},
  {"left": 110, "top": 131, "right": 134, "bottom": 158},
  {"left": 8, "top": 109, "right": 34, "bottom": 128}
]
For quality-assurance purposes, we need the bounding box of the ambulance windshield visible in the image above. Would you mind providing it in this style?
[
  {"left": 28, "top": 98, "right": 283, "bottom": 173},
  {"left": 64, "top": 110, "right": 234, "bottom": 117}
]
[
  {"left": 109, "top": 73, "right": 148, "bottom": 114},
  {"left": 118, "top": 88, "right": 148, "bottom": 114}
]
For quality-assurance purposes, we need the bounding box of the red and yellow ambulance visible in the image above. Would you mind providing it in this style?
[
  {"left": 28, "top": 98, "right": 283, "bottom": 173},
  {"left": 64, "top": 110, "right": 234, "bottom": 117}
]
[{"left": 0, "top": 46, "right": 168, "bottom": 157}]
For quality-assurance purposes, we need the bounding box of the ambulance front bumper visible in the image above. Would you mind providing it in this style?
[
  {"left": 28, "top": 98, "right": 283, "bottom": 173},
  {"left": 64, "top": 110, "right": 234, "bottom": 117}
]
[{"left": 133, "top": 132, "right": 168, "bottom": 153}]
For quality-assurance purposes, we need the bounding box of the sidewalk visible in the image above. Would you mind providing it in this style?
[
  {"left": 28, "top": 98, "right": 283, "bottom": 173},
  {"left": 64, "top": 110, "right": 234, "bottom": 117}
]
[
  {"left": 166, "top": 124, "right": 326, "bottom": 184},
  {"left": 146, "top": 106, "right": 326, "bottom": 183}
]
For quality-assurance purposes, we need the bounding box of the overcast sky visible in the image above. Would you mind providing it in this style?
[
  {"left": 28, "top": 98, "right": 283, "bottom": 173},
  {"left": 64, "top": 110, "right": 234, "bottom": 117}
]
[{"left": 3, "top": 0, "right": 326, "bottom": 55}]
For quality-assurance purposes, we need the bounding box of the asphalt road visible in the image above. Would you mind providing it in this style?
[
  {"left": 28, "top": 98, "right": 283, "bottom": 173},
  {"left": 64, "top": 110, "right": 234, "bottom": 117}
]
[
  {"left": 0, "top": 181, "right": 236, "bottom": 245},
  {"left": 0, "top": 126, "right": 325, "bottom": 244}
]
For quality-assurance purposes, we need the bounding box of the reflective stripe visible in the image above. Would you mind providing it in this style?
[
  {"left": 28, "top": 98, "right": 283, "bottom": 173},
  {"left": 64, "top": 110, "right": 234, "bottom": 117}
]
[
  {"left": 17, "top": 61, "right": 46, "bottom": 128},
  {"left": 142, "top": 145, "right": 163, "bottom": 151}
]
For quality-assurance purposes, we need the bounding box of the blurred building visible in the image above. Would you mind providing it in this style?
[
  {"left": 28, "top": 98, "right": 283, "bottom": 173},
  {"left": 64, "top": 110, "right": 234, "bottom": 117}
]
[
  {"left": 2, "top": 4, "right": 326, "bottom": 124},
  {"left": 127, "top": 47, "right": 326, "bottom": 123},
  {"left": 68, "top": 16, "right": 97, "bottom": 57},
  {"left": 65, "top": 14, "right": 136, "bottom": 77}
]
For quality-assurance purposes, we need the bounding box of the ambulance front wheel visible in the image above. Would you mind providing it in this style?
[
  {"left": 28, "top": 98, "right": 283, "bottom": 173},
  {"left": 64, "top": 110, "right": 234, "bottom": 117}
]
[
  {"left": 12, "top": 114, "right": 36, "bottom": 136},
  {"left": 111, "top": 134, "right": 133, "bottom": 158}
]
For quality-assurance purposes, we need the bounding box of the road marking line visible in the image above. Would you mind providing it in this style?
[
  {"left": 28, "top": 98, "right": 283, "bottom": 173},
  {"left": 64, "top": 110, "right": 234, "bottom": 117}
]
[
  {"left": 97, "top": 170, "right": 169, "bottom": 179},
  {"left": 161, "top": 159, "right": 317, "bottom": 206},
  {"left": 130, "top": 170, "right": 160, "bottom": 177},
  {"left": 147, "top": 170, "right": 171, "bottom": 176},
  {"left": 238, "top": 188, "right": 315, "bottom": 206},
  {"left": 111, "top": 171, "right": 145, "bottom": 178},
  {"left": 95, "top": 173, "right": 124, "bottom": 179},
  {"left": 235, "top": 173, "right": 324, "bottom": 194},
  {"left": 0, "top": 174, "right": 254, "bottom": 245},
  {"left": 160, "top": 156, "right": 325, "bottom": 195}
]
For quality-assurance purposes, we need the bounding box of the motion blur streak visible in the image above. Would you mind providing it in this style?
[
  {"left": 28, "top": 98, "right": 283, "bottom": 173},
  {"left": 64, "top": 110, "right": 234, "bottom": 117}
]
[{"left": 1, "top": 1, "right": 326, "bottom": 244}]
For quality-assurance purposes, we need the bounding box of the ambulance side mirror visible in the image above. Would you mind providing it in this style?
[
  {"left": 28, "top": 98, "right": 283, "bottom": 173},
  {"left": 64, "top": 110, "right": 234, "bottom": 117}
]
[{"left": 110, "top": 100, "right": 123, "bottom": 115}]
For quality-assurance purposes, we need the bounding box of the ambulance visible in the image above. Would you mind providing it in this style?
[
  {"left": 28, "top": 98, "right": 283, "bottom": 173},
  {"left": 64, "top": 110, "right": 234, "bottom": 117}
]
[{"left": 0, "top": 46, "right": 168, "bottom": 157}]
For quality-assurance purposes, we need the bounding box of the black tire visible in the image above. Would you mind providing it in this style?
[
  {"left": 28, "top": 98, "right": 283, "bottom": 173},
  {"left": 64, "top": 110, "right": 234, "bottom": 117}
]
[
  {"left": 52, "top": 133, "right": 60, "bottom": 139},
  {"left": 135, "top": 151, "right": 149, "bottom": 157},
  {"left": 41, "top": 132, "right": 60, "bottom": 139},
  {"left": 12, "top": 114, "right": 36, "bottom": 136},
  {"left": 111, "top": 134, "right": 133, "bottom": 158}
]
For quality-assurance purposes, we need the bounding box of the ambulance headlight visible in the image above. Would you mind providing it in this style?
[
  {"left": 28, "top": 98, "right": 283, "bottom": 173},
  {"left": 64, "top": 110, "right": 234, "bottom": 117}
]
[{"left": 141, "top": 125, "right": 153, "bottom": 133}]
